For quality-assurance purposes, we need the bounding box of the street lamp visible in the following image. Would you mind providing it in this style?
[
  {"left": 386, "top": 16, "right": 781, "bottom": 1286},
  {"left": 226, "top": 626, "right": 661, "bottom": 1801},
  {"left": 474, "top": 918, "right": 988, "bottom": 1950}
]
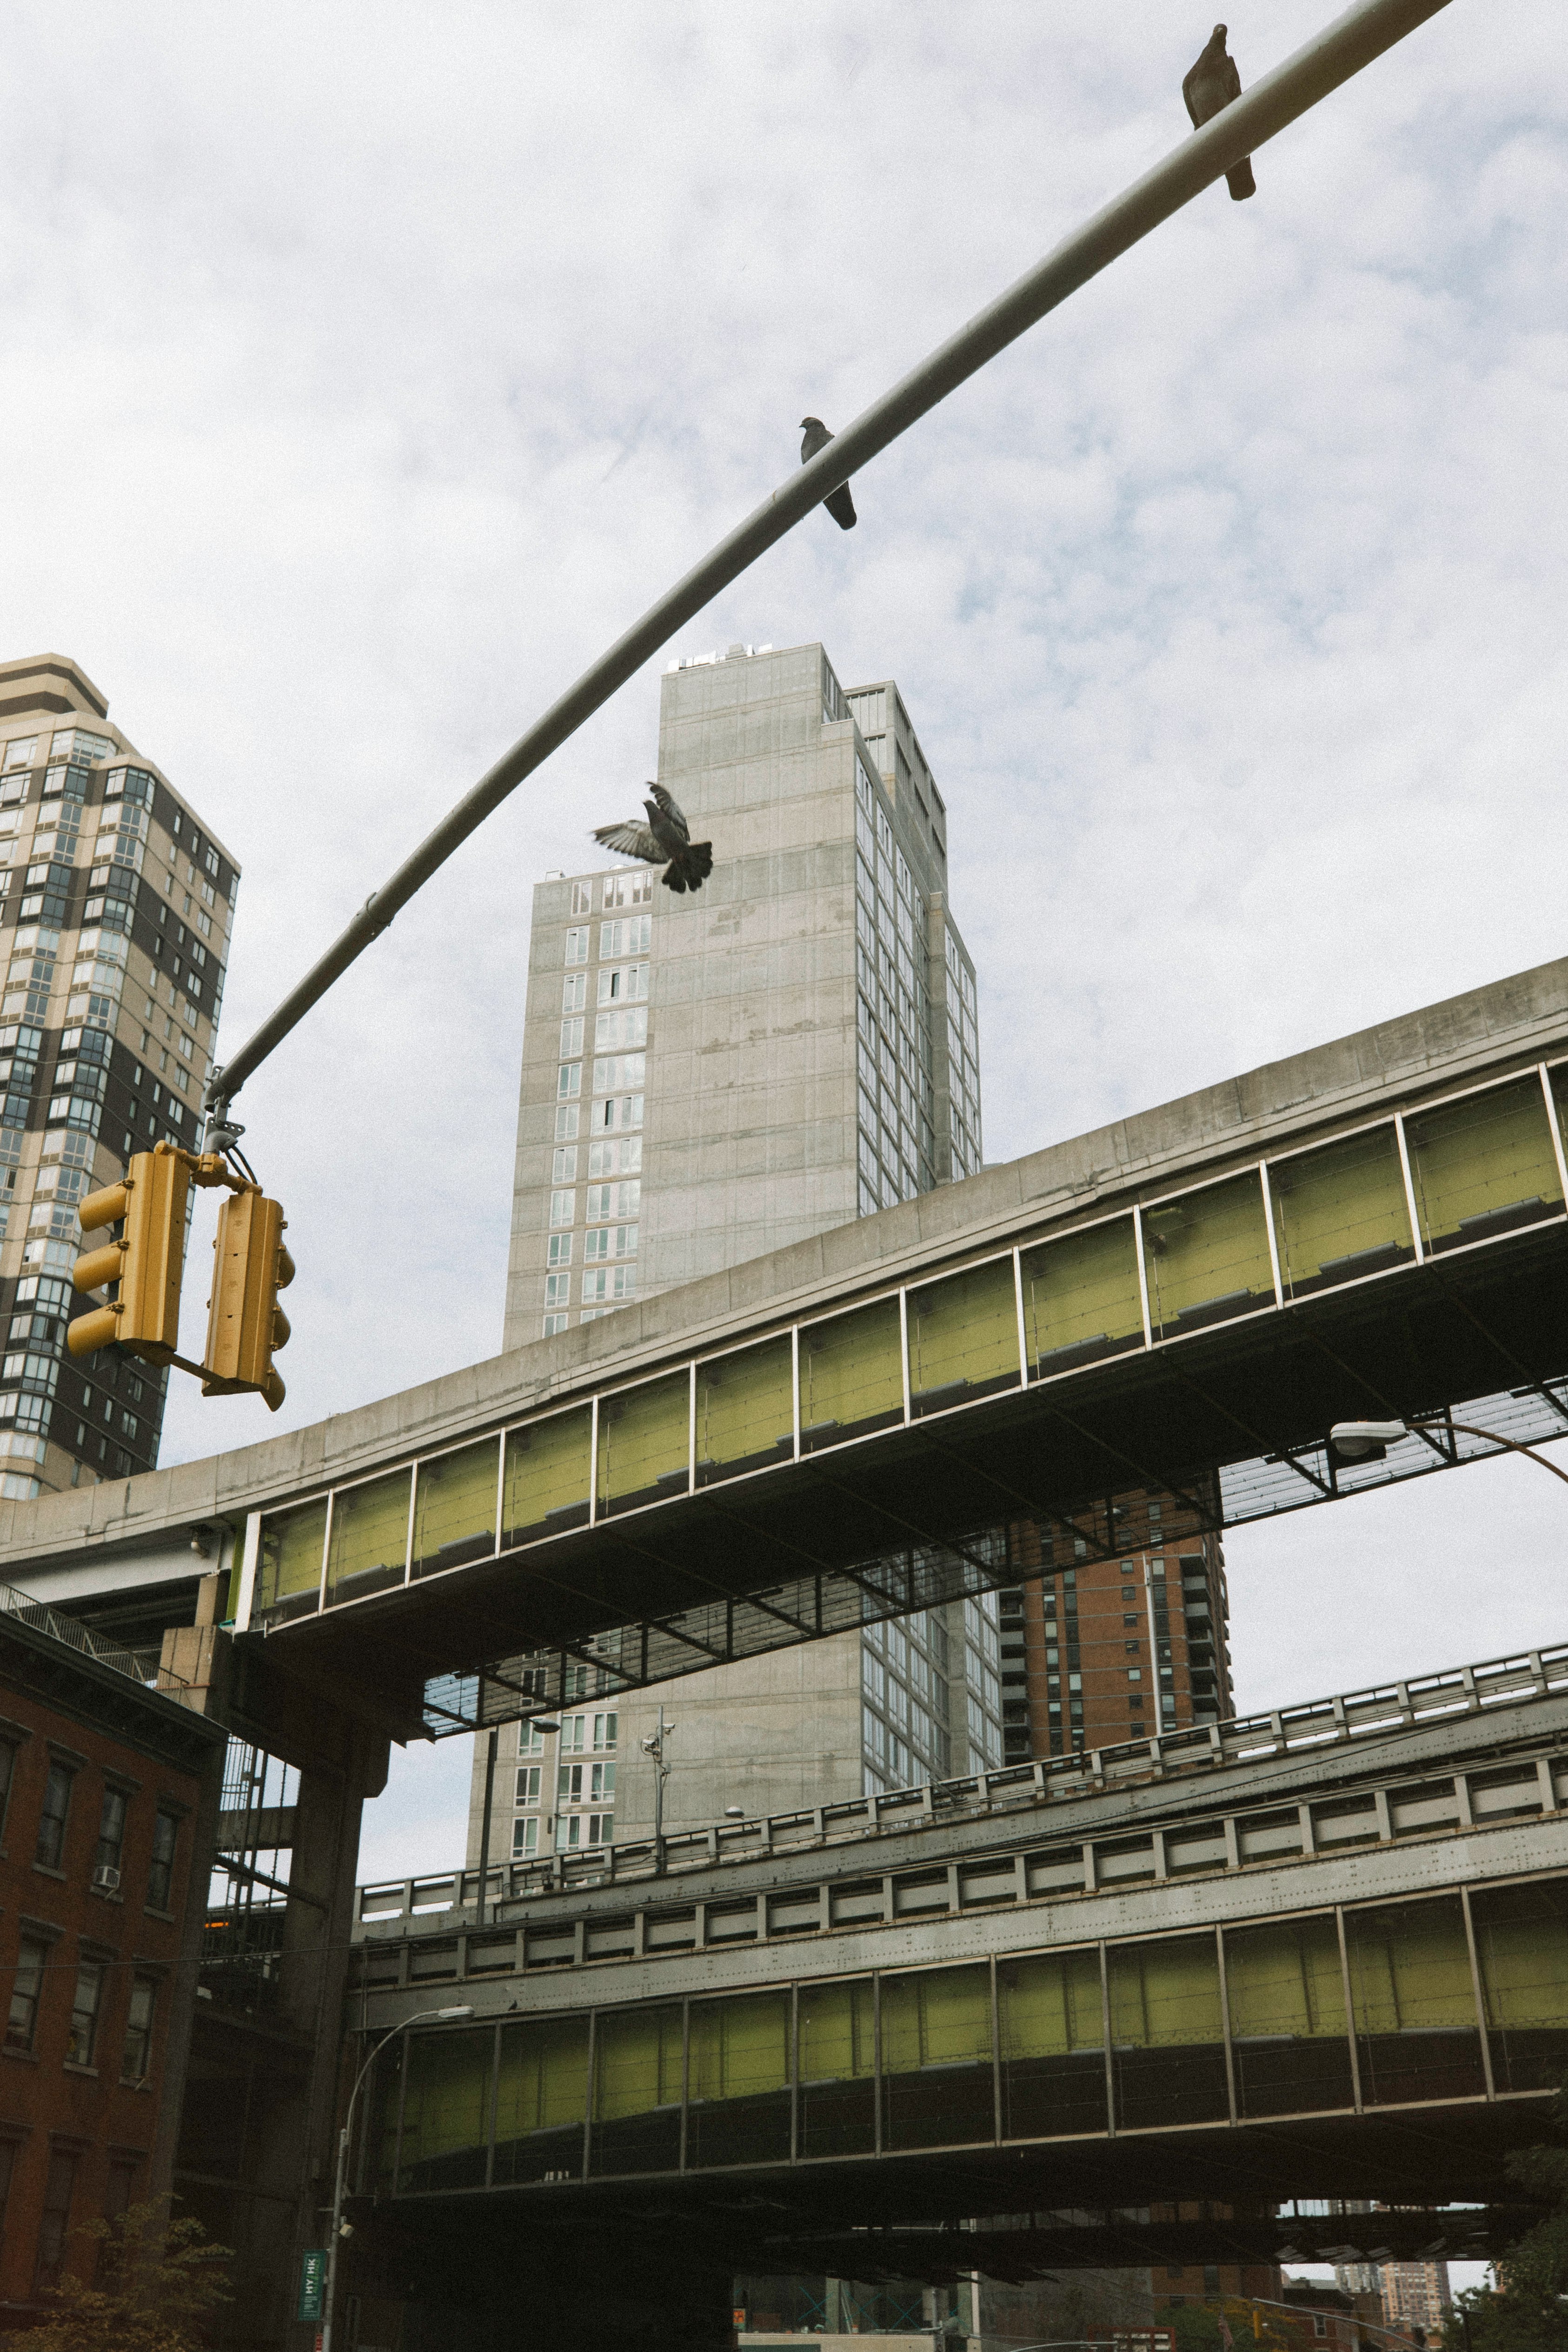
[
  {"left": 320, "top": 2003, "right": 473, "bottom": 2352},
  {"left": 640, "top": 1705, "right": 676, "bottom": 1872},
  {"left": 1329, "top": 1418, "right": 1568, "bottom": 1487}
]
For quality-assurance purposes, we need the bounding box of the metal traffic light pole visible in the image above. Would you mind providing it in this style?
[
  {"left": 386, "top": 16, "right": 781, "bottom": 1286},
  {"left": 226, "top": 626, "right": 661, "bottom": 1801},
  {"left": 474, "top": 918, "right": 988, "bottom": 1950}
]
[{"left": 202, "top": 0, "right": 1455, "bottom": 1143}]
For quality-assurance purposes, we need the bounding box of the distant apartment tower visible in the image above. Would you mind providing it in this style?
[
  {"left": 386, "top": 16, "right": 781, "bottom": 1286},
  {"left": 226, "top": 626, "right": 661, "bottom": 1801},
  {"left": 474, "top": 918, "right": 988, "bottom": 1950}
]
[
  {"left": 1378, "top": 2263, "right": 1451, "bottom": 2339},
  {"left": 0, "top": 656, "right": 238, "bottom": 1497},
  {"left": 998, "top": 1494, "right": 1233, "bottom": 1766},
  {"left": 470, "top": 640, "right": 1001, "bottom": 1869},
  {"left": 501, "top": 639, "right": 981, "bottom": 1345}
]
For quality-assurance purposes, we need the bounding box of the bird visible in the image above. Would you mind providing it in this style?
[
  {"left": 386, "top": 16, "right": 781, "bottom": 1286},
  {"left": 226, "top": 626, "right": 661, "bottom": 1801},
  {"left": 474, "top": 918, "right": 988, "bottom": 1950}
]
[
  {"left": 800, "top": 416, "right": 857, "bottom": 530},
  {"left": 1182, "top": 24, "right": 1256, "bottom": 201},
  {"left": 592, "top": 782, "right": 714, "bottom": 895}
]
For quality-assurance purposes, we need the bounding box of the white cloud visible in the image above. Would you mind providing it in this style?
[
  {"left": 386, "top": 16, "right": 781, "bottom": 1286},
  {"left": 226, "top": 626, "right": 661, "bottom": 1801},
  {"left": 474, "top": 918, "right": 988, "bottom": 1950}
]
[{"left": 1, "top": 0, "right": 1563, "bottom": 1865}]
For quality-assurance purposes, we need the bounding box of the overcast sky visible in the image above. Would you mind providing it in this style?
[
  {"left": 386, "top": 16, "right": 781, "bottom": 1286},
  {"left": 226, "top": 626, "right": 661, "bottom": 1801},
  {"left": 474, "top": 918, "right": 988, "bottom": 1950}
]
[{"left": 2, "top": 1, "right": 1564, "bottom": 1890}]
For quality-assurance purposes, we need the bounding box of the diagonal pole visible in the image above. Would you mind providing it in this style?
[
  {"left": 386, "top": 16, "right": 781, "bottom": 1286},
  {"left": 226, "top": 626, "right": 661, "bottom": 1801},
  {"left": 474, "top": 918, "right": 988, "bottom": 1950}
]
[{"left": 204, "top": 0, "right": 1454, "bottom": 1134}]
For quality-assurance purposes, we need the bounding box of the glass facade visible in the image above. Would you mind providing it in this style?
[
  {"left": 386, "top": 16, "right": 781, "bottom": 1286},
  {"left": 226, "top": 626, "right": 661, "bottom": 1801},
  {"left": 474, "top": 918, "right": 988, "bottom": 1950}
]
[
  {"left": 361, "top": 1874, "right": 1568, "bottom": 2194},
  {"left": 0, "top": 699, "right": 236, "bottom": 1494}
]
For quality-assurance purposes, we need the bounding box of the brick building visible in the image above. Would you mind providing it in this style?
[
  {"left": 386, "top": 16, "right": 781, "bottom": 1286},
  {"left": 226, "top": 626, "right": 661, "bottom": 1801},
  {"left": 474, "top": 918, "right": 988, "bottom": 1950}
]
[
  {"left": 1000, "top": 1490, "right": 1233, "bottom": 1764},
  {"left": 0, "top": 1587, "right": 222, "bottom": 2327}
]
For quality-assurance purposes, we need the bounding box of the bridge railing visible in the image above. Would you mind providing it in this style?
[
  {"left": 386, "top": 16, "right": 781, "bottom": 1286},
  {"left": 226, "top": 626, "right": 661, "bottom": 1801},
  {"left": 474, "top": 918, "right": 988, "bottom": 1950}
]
[
  {"left": 354, "top": 1638, "right": 1568, "bottom": 1926},
  {"left": 0, "top": 1577, "right": 164, "bottom": 1688}
]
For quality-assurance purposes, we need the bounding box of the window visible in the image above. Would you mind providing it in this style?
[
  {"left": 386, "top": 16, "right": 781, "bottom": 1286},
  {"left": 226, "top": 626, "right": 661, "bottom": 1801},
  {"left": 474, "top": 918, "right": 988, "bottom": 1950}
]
[
  {"left": 6, "top": 1935, "right": 47, "bottom": 2049},
  {"left": 558, "top": 1759, "right": 615, "bottom": 1804},
  {"left": 542, "top": 1312, "right": 569, "bottom": 1336},
  {"left": 121, "top": 1977, "right": 156, "bottom": 2083},
  {"left": 599, "top": 915, "right": 651, "bottom": 959},
  {"left": 515, "top": 1765, "right": 542, "bottom": 1805},
  {"left": 518, "top": 1721, "right": 546, "bottom": 1756},
  {"left": 556, "top": 1062, "right": 581, "bottom": 1101},
  {"left": 560, "top": 972, "right": 587, "bottom": 1014},
  {"left": 543, "top": 1273, "right": 570, "bottom": 1309},
  {"left": 3, "top": 738, "right": 37, "bottom": 770},
  {"left": 512, "top": 1815, "right": 539, "bottom": 1858},
  {"left": 551, "top": 1146, "right": 578, "bottom": 1183},
  {"left": 585, "top": 1181, "right": 639, "bottom": 1220},
  {"left": 597, "top": 962, "right": 649, "bottom": 1006},
  {"left": 583, "top": 1224, "right": 637, "bottom": 1263},
  {"left": 67, "top": 1960, "right": 103, "bottom": 2065},
  {"left": 34, "top": 2150, "right": 78, "bottom": 2295},
  {"left": 554, "top": 1810, "right": 612, "bottom": 1852},
  {"left": 554, "top": 1104, "right": 579, "bottom": 1143},
  {"left": 590, "top": 1093, "right": 642, "bottom": 1134},
  {"left": 558, "top": 1710, "right": 617, "bottom": 1753},
  {"left": 564, "top": 928, "right": 589, "bottom": 966},
  {"left": 549, "top": 1189, "right": 575, "bottom": 1227},
  {"left": 570, "top": 880, "right": 592, "bottom": 915},
  {"left": 558, "top": 1016, "right": 584, "bottom": 1057},
  {"left": 146, "top": 1809, "right": 178, "bottom": 1912},
  {"left": 602, "top": 871, "right": 651, "bottom": 909},
  {"left": 587, "top": 1136, "right": 641, "bottom": 1179},
  {"left": 105, "top": 2153, "right": 140, "bottom": 2219},
  {"left": 36, "top": 1758, "right": 74, "bottom": 1868},
  {"left": 546, "top": 1234, "right": 572, "bottom": 1268},
  {"left": 594, "top": 1006, "right": 647, "bottom": 1051},
  {"left": 94, "top": 1786, "right": 128, "bottom": 1878}
]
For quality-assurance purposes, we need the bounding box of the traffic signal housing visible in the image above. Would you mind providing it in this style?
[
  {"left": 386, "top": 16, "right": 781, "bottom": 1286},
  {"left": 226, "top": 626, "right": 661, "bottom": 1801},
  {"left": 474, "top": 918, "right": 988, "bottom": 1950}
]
[
  {"left": 68, "top": 1145, "right": 193, "bottom": 1363},
  {"left": 203, "top": 1186, "right": 294, "bottom": 1411}
]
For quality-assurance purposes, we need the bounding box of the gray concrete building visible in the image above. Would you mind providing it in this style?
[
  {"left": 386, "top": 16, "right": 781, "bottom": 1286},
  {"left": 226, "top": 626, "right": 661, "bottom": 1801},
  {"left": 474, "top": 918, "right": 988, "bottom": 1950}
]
[
  {"left": 471, "top": 638, "right": 1000, "bottom": 1868},
  {"left": 502, "top": 638, "right": 982, "bottom": 1347}
]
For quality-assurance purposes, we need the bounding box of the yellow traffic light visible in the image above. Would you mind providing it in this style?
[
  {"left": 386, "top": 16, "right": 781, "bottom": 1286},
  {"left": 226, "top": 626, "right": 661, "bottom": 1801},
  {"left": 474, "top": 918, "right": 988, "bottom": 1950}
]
[
  {"left": 203, "top": 1186, "right": 294, "bottom": 1411},
  {"left": 68, "top": 1144, "right": 192, "bottom": 1363}
]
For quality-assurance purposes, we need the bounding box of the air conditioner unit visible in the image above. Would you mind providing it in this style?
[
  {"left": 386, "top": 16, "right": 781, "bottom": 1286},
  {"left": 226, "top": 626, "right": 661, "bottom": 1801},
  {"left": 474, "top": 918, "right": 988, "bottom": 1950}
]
[{"left": 92, "top": 1864, "right": 120, "bottom": 1893}]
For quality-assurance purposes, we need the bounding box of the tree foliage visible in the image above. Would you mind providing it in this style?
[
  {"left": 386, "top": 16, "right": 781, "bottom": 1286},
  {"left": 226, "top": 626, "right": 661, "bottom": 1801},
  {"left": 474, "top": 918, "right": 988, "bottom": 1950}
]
[
  {"left": 1453, "top": 2091, "right": 1568, "bottom": 2352},
  {"left": 1169, "top": 2298, "right": 1290, "bottom": 2352},
  {"left": 29, "top": 2199, "right": 231, "bottom": 2352}
]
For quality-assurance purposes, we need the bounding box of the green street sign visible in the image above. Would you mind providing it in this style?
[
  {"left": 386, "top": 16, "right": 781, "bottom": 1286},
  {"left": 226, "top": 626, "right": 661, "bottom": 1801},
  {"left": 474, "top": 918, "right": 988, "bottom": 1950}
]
[{"left": 296, "top": 2249, "right": 327, "bottom": 2323}]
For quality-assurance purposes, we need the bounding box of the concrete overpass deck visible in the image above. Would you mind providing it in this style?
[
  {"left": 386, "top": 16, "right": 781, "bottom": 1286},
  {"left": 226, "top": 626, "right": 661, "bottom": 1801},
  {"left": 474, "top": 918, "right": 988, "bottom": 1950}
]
[
  {"left": 4, "top": 955, "right": 1568, "bottom": 1743},
  {"left": 329, "top": 1643, "right": 1568, "bottom": 2245}
]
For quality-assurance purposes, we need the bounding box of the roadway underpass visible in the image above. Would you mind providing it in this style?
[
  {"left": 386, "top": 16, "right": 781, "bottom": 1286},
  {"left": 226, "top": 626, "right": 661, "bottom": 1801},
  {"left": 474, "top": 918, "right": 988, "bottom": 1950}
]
[{"left": 321, "top": 1642, "right": 1568, "bottom": 2327}]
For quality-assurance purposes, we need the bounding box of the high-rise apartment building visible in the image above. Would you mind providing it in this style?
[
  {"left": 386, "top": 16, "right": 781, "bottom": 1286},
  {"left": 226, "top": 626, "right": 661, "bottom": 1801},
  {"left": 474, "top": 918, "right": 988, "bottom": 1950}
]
[
  {"left": 998, "top": 1494, "right": 1233, "bottom": 1766},
  {"left": 470, "top": 640, "right": 1000, "bottom": 1867},
  {"left": 1377, "top": 2262, "right": 1451, "bottom": 2339},
  {"left": 0, "top": 656, "right": 238, "bottom": 1497},
  {"left": 501, "top": 639, "right": 980, "bottom": 1344}
]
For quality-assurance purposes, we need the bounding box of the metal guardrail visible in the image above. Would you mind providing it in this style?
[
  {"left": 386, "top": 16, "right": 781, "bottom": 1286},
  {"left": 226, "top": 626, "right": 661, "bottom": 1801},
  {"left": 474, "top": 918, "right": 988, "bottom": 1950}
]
[
  {"left": 0, "top": 1577, "right": 163, "bottom": 1687},
  {"left": 356, "top": 1639, "right": 1568, "bottom": 1925}
]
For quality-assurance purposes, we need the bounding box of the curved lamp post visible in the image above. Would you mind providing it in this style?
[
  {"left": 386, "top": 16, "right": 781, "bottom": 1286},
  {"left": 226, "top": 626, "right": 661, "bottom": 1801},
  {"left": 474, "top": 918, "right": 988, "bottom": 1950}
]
[
  {"left": 1329, "top": 1418, "right": 1568, "bottom": 1488},
  {"left": 320, "top": 2003, "right": 473, "bottom": 2352}
]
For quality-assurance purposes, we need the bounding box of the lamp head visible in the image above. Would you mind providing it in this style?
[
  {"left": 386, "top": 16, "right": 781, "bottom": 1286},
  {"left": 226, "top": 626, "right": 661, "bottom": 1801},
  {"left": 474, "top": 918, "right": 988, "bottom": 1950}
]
[{"left": 1328, "top": 1419, "right": 1407, "bottom": 1466}]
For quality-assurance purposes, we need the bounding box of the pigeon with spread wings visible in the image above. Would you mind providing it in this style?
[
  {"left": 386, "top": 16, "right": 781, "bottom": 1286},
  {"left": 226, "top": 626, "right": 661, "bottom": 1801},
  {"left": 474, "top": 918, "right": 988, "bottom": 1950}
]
[{"left": 592, "top": 783, "right": 714, "bottom": 895}]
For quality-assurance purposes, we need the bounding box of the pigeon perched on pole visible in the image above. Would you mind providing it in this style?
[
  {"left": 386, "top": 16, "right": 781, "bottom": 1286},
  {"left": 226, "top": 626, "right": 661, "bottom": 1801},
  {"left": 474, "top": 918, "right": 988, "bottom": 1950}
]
[
  {"left": 592, "top": 783, "right": 714, "bottom": 895},
  {"left": 800, "top": 417, "right": 857, "bottom": 531},
  {"left": 1183, "top": 25, "right": 1256, "bottom": 200}
]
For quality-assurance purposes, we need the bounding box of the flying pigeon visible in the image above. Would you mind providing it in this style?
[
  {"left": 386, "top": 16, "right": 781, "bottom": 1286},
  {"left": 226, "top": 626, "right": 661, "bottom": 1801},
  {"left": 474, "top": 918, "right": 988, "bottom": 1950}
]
[
  {"left": 800, "top": 416, "right": 857, "bottom": 531},
  {"left": 592, "top": 783, "right": 714, "bottom": 895},
  {"left": 1183, "top": 25, "right": 1256, "bottom": 201}
]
